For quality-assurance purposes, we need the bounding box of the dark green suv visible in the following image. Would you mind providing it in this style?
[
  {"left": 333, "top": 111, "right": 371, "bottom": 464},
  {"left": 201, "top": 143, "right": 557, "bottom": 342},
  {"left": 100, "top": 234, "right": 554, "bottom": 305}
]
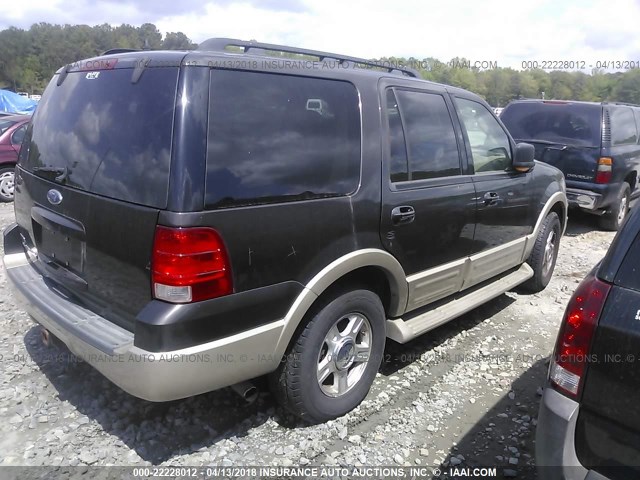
[{"left": 3, "top": 39, "right": 567, "bottom": 423}]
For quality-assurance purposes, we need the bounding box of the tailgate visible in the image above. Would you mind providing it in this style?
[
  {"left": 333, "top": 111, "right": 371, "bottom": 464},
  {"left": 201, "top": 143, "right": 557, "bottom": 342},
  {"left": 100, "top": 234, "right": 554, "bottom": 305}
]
[
  {"left": 501, "top": 101, "right": 602, "bottom": 183},
  {"left": 577, "top": 232, "right": 640, "bottom": 477},
  {"left": 528, "top": 141, "right": 600, "bottom": 183},
  {"left": 13, "top": 65, "right": 179, "bottom": 329}
]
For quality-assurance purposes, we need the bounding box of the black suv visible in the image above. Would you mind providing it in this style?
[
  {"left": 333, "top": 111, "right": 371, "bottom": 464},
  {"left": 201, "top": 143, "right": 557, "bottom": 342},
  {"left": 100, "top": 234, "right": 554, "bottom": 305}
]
[
  {"left": 501, "top": 99, "right": 640, "bottom": 230},
  {"left": 3, "top": 39, "right": 567, "bottom": 423},
  {"left": 537, "top": 204, "right": 640, "bottom": 479}
]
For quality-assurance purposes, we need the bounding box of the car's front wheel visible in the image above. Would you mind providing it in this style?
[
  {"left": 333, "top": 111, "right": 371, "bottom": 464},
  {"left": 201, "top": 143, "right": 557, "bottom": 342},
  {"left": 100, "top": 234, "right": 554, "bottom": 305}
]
[
  {"left": 0, "top": 167, "right": 15, "bottom": 202},
  {"left": 522, "top": 212, "right": 561, "bottom": 293},
  {"left": 270, "top": 288, "right": 385, "bottom": 423}
]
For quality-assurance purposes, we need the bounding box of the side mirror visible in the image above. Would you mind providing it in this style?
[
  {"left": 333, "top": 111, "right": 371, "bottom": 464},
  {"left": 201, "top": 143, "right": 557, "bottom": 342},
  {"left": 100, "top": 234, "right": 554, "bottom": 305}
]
[{"left": 513, "top": 142, "right": 535, "bottom": 172}]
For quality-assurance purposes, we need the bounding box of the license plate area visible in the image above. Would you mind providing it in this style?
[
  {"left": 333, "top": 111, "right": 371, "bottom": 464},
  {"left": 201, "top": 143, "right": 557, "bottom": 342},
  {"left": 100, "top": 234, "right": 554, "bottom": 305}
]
[{"left": 31, "top": 206, "right": 85, "bottom": 274}]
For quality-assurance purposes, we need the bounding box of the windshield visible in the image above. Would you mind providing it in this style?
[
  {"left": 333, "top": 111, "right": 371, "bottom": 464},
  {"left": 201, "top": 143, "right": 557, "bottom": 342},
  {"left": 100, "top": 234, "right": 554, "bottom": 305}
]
[
  {"left": 22, "top": 67, "right": 178, "bottom": 208},
  {"left": 501, "top": 102, "right": 601, "bottom": 147}
]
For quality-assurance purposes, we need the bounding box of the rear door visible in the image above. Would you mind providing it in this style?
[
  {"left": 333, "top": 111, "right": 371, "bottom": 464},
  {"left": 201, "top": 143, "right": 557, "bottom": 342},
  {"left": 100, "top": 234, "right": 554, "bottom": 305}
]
[
  {"left": 500, "top": 101, "right": 602, "bottom": 184},
  {"left": 15, "top": 65, "right": 179, "bottom": 330},
  {"left": 379, "top": 82, "right": 476, "bottom": 310},
  {"left": 577, "top": 228, "right": 640, "bottom": 478}
]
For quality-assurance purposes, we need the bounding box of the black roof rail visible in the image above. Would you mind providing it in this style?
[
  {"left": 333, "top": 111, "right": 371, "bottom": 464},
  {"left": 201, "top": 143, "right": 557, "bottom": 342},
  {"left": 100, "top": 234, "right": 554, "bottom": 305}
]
[
  {"left": 197, "top": 38, "right": 420, "bottom": 78},
  {"left": 102, "top": 48, "right": 140, "bottom": 55},
  {"left": 602, "top": 101, "right": 640, "bottom": 108}
]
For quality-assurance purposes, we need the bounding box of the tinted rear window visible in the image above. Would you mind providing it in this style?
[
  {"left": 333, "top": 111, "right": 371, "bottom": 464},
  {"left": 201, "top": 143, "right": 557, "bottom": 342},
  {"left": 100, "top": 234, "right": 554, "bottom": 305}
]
[
  {"left": 501, "top": 102, "right": 601, "bottom": 147},
  {"left": 205, "top": 70, "right": 360, "bottom": 208},
  {"left": 22, "top": 68, "right": 178, "bottom": 208}
]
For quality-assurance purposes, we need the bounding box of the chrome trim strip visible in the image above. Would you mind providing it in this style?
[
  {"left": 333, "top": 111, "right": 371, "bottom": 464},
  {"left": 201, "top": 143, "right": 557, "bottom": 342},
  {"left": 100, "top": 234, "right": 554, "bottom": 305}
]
[{"left": 404, "top": 191, "right": 567, "bottom": 311}]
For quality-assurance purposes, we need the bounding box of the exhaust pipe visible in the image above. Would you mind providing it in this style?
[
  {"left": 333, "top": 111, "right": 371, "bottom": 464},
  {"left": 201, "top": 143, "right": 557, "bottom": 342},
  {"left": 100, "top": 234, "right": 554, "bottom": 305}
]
[
  {"left": 41, "top": 328, "right": 60, "bottom": 349},
  {"left": 41, "top": 328, "right": 52, "bottom": 347},
  {"left": 230, "top": 381, "right": 258, "bottom": 404}
]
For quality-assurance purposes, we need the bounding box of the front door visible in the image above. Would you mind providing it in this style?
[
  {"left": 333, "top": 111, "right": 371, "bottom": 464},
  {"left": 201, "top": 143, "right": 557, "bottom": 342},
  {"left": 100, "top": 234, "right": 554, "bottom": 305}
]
[
  {"left": 379, "top": 85, "right": 476, "bottom": 311},
  {"left": 453, "top": 96, "right": 535, "bottom": 286}
]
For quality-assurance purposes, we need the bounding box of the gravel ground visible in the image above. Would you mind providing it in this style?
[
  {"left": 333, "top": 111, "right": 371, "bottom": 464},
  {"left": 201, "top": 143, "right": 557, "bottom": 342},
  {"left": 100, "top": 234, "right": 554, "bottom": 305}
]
[{"left": 0, "top": 202, "right": 621, "bottom": 478}]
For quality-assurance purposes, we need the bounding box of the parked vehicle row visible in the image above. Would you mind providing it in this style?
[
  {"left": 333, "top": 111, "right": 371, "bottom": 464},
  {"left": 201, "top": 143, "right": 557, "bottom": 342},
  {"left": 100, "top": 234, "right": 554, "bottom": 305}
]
[{"left": 2, "top": 39, "right": 638, "bottom": 477}]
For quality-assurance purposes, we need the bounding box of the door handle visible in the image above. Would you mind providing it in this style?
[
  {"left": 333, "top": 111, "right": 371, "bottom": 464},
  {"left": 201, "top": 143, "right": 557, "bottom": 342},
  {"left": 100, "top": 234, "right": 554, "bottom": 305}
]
[
  {"left": 483, "top": 191, "right": 501, "bottom": 206},
  {"left": 391, "top": 205, "right": 415, "bottom": 225}
]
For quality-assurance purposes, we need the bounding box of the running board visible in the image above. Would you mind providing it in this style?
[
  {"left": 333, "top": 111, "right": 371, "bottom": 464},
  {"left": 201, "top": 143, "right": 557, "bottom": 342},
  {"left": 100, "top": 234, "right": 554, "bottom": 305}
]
[{"left": 386, "top": 263, "right": 534, "bottom": 344}]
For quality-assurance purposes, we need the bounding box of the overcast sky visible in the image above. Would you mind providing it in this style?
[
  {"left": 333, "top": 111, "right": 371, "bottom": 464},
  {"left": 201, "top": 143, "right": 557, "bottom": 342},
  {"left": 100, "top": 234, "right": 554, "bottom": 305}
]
[{"left": 4, "top": 0, "right": 640, "bottom": 69}]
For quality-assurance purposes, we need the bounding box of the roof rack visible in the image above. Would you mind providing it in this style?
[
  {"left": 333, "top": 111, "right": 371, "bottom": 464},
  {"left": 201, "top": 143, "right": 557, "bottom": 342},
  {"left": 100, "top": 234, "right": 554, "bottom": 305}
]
[
  {"left": 196, "top": 38, "right": 420, "bottom": 78},
  {"left": 102, "top": 48, "right": 140, "bottom": 55},
  {"left": 602, "top": 101, "right": 640, "bottom": 108}
]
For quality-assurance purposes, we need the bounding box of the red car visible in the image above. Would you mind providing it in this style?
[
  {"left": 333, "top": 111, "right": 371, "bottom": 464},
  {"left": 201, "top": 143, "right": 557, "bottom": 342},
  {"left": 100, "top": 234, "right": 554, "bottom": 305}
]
[{"left": 0, "top": 115, "right": 30, "bottom": 202}]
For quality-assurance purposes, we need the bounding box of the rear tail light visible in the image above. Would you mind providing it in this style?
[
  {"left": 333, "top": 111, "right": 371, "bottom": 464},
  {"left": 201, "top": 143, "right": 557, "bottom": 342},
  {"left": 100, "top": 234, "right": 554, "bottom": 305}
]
[
  {"left": 151, "top": 226, "right": 233, "bottom": 303},
  {"left": 595, "top": 157, "right": 612, "bottom": 184},
  {"left": 549, "top": 273, "right": 611, "bottom": 398}
]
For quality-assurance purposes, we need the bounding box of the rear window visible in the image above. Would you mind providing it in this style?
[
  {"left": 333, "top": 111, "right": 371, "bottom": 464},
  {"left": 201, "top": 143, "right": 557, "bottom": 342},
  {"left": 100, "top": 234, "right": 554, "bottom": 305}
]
[
  {"left": 22, "top": 68, "right": 178, "bottom": 208},
  {"left": 205, "top": 70, "right": 360, "bottom": 208},
  {"left": 501, "top": 102, "right": 601, "bottom": 147}
]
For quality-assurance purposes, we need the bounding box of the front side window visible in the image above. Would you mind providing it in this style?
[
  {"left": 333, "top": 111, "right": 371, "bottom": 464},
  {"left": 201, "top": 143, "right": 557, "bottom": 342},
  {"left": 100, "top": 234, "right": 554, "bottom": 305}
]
[
  {"left": 611, "top": 107, "right": 638, "bottom": 146},
  {"left": 205, "top": 70, "right": 361, "bottom": 208},
  {"left": 386, "top": 89, "right": 460, "bottom": 182},
  {"left": 455, "top": 97, "right": 512, "bottom": 173}
]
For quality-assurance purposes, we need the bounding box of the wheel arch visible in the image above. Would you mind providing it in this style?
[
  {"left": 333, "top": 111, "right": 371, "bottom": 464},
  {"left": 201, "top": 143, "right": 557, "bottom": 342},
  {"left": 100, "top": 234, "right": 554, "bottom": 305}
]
[
  {"left": 273, "top": 249, "right": 407, "bottom": 360},
  {"left": 624, "top": 171, "right": 637, "bottom": 191},
  {"left": 524, "top": 191, "right": 568, "bottom": 261}
]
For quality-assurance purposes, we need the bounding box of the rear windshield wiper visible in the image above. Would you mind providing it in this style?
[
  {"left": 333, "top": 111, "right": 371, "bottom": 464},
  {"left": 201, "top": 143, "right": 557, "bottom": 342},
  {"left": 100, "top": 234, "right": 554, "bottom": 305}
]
[{"left": 33, "top": 166, "right": 69, "bottom": 183}]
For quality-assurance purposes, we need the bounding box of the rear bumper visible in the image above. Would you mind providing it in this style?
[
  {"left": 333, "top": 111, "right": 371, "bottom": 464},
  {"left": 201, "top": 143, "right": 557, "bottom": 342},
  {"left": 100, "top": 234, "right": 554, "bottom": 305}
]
[
  {"left": 566, "top": 188, "right": 602, "bottom": 211},
  {"left": 536, "top": 387, "right": 608, "bottom": 480},
  {"left": 3, "top": 224, "right": 284, "bottom": 401}
]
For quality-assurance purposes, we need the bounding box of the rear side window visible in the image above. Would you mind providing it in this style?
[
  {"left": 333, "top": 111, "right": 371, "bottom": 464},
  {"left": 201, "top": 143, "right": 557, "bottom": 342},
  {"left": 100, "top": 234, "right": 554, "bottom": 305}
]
[
  {"left": 615, "top": 232, "right": 640, "bottom": 292},
  {"left": 23, "top": 68, "right": 178, "bottom": 208},
  {"left": 11, "top": 124, "right": 27, "bottom": 145},
  {"left": 501, "top": 102, "right": 601, "bottom": 147},
  {"left": 386, "top": 89, "right": 460, "bottom": 182},
  {"left": 205, "top": 70, "right": 360, "bottom": 208},
  {"left": 634, "top": 109, "right": 640, "bottom": 143},
  {"left": 0, "top": 119, "right": 17, "bottom": 135},
  {"left": 610, "top": 107, "right": 638, "bottom": 146}
]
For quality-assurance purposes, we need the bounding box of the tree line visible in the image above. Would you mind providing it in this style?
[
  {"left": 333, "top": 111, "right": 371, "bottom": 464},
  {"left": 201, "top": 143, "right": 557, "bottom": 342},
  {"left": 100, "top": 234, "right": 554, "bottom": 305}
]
[
  {"left": 1, "top": 22, "right": 639, "bottom": 107},
  {"left": 0, "top": 23, "right": 194, "bottom": 92}
]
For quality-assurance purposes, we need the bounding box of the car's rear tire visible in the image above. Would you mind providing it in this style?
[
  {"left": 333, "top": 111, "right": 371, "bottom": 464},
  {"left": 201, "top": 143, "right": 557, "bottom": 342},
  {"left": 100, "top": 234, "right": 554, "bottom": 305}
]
[
  {"left": 521, "top": 212, "right": 561, "bottom": 293},
  {"left": 0, "top": 167, "right": 15, "bottom": 202},
  {"left": 599, "top": 183, "right": 630, "bottom": 231},
  {"left": 270, "top": 289, "right": 385, "bottom": 423}
]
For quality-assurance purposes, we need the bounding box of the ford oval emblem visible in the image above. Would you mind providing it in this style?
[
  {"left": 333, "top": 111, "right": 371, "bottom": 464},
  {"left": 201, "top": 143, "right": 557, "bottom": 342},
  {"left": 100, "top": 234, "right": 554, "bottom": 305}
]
[{"left": 47, "top": 189, "right": 63, "bottom": 206}]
